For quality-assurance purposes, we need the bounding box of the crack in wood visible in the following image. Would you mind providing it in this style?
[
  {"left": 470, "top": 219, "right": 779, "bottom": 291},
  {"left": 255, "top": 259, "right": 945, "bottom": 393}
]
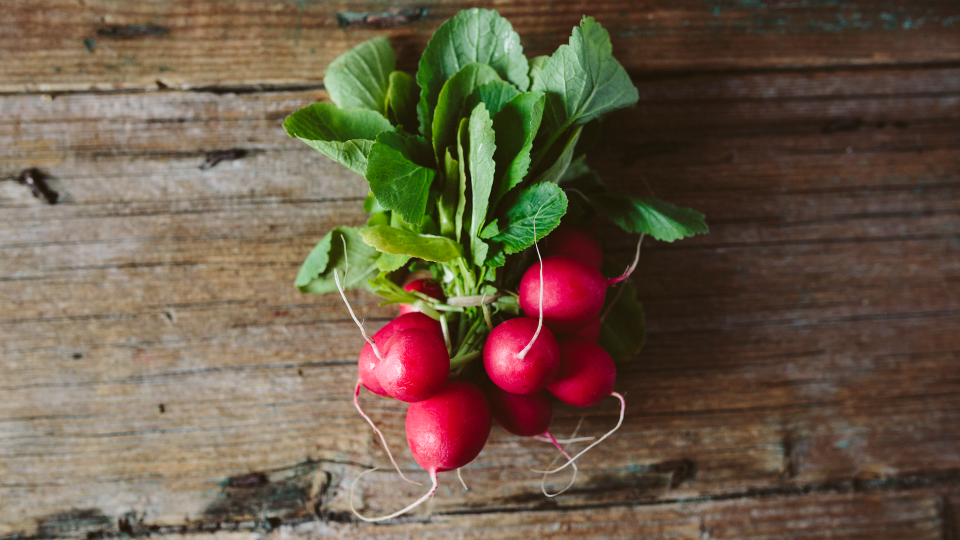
[
  {"left": 15, "top": 169, "right": 58, "bottom": 205},
  {"left": 336, "top": 8, "right": 427, "bottom": 29},
  {"left": 95, "top": 25, "right": 168, "bottom": 39}
]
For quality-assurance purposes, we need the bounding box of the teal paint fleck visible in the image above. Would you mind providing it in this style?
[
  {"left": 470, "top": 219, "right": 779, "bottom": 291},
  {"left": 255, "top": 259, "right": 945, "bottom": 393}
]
[
  {"left": 836, "top": 440, "right": 850, "bottom": 448},
  {"left": 105, "top": 65, "right": 119, "bottom": 71},
  {"left": 943, "top": 16, "right": 957, "bottom": 26},
  {"left": 713, "top": 6, "right": 721, "bottom": 15},
  {"left": 880, "top": 12, "right": 897, "bottom": 29},
  {"left": 53, "top": 66, "right": 61, "bottom": 73},
  {"left": 914, "top": 189, "right": 923, "bottom": 194},
  {"left": 123, "top": 57, "right": 136, "bottom": 65},
  {"left": 83, "top": 38, "right": 96, "bottom": 53},
  {"left": 154, "top": 65, "right": 172, "bottom": 72}
]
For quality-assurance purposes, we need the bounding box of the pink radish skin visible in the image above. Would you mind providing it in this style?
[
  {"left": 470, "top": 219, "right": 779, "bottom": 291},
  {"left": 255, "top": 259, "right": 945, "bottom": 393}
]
[
  {"left": 399, "top": 279, "right": 446, "bottom": 315},
  {"left": 485, "top": 385, "right": 553, "bottom": 437},
  {"left": 548, "top": 338, "right": 617, "bottom": 407},
  {"left": 358, "top": 312, "right": 442, "bottom": 396},
  {"left": 407, "top": 379, "right": 492, "bottom": 472},
  {"left": 483, "top": 317, "right": 561, "bottom": 395},
  {"left": 519, "top": 256, "right": 607, "bottom": 333},
  {"left": 543, "top": 226, "right": 603, "bottom": 269},
  {"left": 573, "top": 318, "right": 601, "bottom": 341},
  {"left": 376, "top": 328, "right": 450, "bottom": 402}
]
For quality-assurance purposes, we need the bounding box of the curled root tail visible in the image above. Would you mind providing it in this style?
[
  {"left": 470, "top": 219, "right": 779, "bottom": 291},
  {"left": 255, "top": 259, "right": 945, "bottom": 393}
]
[
  {"left": 353, "top": 380, "right": 420, "bottom": 486},
  {"left": 350, "top": 468, "right": 439, "bottom": 522},
  {"left": 539, "top": 431, "right": 578, "bottom": 498},
  {"left": 534, "top": 392, "right": 626, "bottom": 476},
  {"left": 606, "top": 234, "right": 644, "bottom": 287}
]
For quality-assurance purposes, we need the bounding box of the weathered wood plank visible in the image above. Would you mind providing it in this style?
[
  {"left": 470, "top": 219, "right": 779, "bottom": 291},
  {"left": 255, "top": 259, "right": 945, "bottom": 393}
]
[
  {"left": 2, "top": 65, "right": 959, "bottom": 537},
  {"left": 3, "top": 0, "right": 960, "bottom": 92}
]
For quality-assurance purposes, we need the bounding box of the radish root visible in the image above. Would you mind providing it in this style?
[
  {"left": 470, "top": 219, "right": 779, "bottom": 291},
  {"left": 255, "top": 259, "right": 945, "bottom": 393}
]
[
  {"left": 333, "top": 241, "right": 385, "bottom": 363},
  {"left": 534, "top": 392, "right": 626, "bottom": 475},
  {"left": 457, "top": 468, "right": 470, "bottom": 492},
  {"left": 517, "top": 204, "right": 547, "bottom": 360},
  {"left": 353, "top": 380, "right": 420, "bottom": 485},
  {"left": 606, "top": 234, "right": 644, "bottom": 287},
  {"left": 532, "top": 435, "right": 595, "bottom": 444},
  {"left": 350, "top": 468, "right": 439, "bottom": 522},
  {"left": 539, "top": 430, "right": 578, "bottom": 497}
]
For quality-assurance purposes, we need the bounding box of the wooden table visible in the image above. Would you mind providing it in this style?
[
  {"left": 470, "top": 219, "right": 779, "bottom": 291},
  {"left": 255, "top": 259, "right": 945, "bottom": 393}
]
[{"left": 3, "top": 1, "right": 959, "bottom": 538}]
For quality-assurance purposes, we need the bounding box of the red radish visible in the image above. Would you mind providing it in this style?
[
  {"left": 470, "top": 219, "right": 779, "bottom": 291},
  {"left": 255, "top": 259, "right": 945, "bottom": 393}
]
[
  {"left": 519, "top": 256, "right": 606, "bottom": 333},
  {"left": 548, "top": 338, "right": 616, "bottom": 407},
  {"left": 357, "top": 312, "right": 442, "bottom": 396},
  {"left": 483, "top": 317, "right": 561, "bottom": 395},
  {"left": 483, "top": 383, "right": 582, "bottom": 497},
  {"left": 350, "top": 379, "right": 492, "bottom": 522},
  {"left": 573, "top": 318, "right": 601, "bottom": 341},
  {"left": 376, "top": 328, "right": 450, "bottom": 402},
  {"left": 399, "top": 279, "right": 446, "bottom": 314},
  {"left": 543, "top": 226, "right": 603, "bottom": 269},
  {"left": 518, "top": 236, "right": 642, "bottom": 333},
  {"left": 485, "top": 385, "right": 553, "bottom": 437},
  {"left": 537, "top": 338, "right": 626, "bottom": 477}
]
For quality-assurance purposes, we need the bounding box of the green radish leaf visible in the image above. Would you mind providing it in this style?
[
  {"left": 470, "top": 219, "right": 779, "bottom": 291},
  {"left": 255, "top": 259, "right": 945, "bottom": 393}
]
[
  {"left": 597, "top": 266, "right": 646, "bottom": 363},
  {"left": 283, "top": 103, "right": 393, "bottom": 176},
  {"left": 375, "top": 252, "right": 412, "bottom": 272},
  {"left": 468, "top": 103, "right": 497, "bottom": 264},
  {"left": 591, "top": 194, "right": 709, "bottom": 242},
  {"left": 438, "top": 148, "right": 459, "bottom": 237},
  {"left": 528, "top": 55, "right": 548, "bottom": 86},
  {"left": 386, "top": 71, "right": 419, "bottom": 132},
  {"left": 491, "top": 91, "right": 545, "bottom": 206},
  {"left": 366, "top": 211, "right": 390, "bottom": 227},
  {"left": 492, "top": 182, "right": 568, "bottom": 254},
  {"left": 417, "top": 8, "right": 529, "bottom": 139},
  {"left": 531, "top": 17, "right": 638, "bottom": 134},
  {"left": 532, "top": 126, "right": 582, "bottom": 184},
  {"left": 479, "top": 219, "right": 499, "bottom": 239},
  {"left": 363, "top": 191, "right": 386, "bottom": 214},
  {"left": 366, "top": 131, "right": 437, "bottom": 226},
  {"left": 455, "top": 118, "right": 470, "bottom": 243},
  {"left": 432, "top": 63, "right": 501, "bottom": 165},
  {"left": 465, "top": 80, "right": 521, "bottom": 118},
  {"left": 295, "top": 226, "right": 381, "bottom": 294},
  {"left": 324, "top": 36, "right": 394, "bottom": 114},
  {"left": 485, "top": 245, "right": 506, "bottom": 268},
  {"left": 360, "top": 225, "right": 463, "bottom": 262}
]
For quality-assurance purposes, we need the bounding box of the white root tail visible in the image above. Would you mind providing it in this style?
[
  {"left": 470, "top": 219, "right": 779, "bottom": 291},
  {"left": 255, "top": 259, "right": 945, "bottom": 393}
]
[
  {"left": 539, "top": 430, "right": 578, "bottom": 498},
  {"left": 350, "top": 468, "right": 439, "bottom": 522},
  {"left": 532, "top": 435, "right": 595, "bottom": 444},
  {"left": 517, "top": 204, "right": 548, "bottom": 360},
  {"left": 353, "top": 380, "right": 420, "bottom": 485},
  {"left": 457, "top": 468, "right": 469, "bottom": 491},
  {"left": 606, "top": 234, "right": 645, "bottom": 287},
  {"left": 533, "top": 392, "right": 626, "bottom": 476}
]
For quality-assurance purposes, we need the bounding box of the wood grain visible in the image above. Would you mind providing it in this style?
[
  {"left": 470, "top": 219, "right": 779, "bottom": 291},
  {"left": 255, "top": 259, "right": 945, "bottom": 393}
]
[
  {"left": 3, "top": 0, "right": 960, "bottom": 92},
  {"left": 2, "top": 62, "right": 959, "bottom": 538}
]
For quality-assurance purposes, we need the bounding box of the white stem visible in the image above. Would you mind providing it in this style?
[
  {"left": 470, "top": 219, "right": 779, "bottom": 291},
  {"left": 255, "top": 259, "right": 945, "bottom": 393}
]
[
  {"left": 440, "top": 314, "right": 452, "bottom": 355},
  {"left": 353, "top": 380, "right": 420, "bottom": 485},
  {"left": 533, "top": 393, "right": 626, "bottom": 476},
  {"left": 517, "top": 205, "right": 547, "bottom": 360},
  {"left": 350, "top": 468, "right": 439, "bottom": 522},
  {"left": 480, "top": 294, "right": 493, "bottom": 331}
]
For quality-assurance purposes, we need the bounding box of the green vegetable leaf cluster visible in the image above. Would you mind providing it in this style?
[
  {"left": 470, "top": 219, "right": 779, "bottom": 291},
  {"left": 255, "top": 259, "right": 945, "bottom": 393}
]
[{"left": 283, "top": 9, "right": 706, "bottom": 364}]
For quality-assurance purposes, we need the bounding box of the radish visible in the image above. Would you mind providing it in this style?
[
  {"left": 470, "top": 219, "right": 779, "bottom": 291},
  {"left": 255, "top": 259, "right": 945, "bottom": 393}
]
[
  {"left": 351, "top": 379, "right": 491, "bottom": 522},
  {"left": 485, "top": 384, "right": 553, "bottom": 437},
  {"left": 548, "top": 338, "right": 616, "bottom": 407},
  {"left": 537, "top": 338, "right": 626, "bottom": 477},
  {"left": 483, "top": 317, "right": 560, "bottom": 395},
  {"left": 375, "top": 327, "right": 450, "bottom": 402},
  {"left": 573, "top": 318, "right": 601, "bottom": 341},
  {"left": 542, "top": 226, "right": 603, "bottom": 269},
  {"left": 399, "top": 278, "right": 446, "bottom": 315},
  {"left": 518, "top": 236, "right": 643, "bottom": 333},
  {"left": 357, "top": 312, "right": 442, "bottom": 396},
  {"left": 483, "top": 383, "right": 581, "bottom": 497}
]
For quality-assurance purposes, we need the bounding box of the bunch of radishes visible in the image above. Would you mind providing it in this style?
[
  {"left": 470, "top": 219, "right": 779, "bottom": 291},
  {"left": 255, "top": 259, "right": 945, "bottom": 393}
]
[
  {"left": 345, "top": 224, "right": 634, "bottom": 520},
  {"left": 283, "top": 9, "right": 707, "bottom": 520}
]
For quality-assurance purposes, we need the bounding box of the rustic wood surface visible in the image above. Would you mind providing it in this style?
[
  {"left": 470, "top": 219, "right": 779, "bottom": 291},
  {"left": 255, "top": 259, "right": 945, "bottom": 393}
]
[{"left": 2, "top": 0, "right": 960, "bottom": 538}]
